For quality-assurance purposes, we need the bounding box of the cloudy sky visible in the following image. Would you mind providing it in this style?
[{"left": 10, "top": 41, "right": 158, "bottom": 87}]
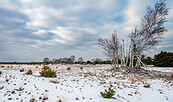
[{"left": 0, "top": 0, "right": 173, "bottom": 62}]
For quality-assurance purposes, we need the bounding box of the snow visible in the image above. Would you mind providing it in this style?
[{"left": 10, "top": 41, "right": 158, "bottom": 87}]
[
  {"left": 0, "top": 64, "right": 173, "bottom": 102},
  {"left": 143, "top": 67, "right": 173, "bottom": 73}
]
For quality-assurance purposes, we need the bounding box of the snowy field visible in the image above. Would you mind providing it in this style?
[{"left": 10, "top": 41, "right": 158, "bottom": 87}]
[
  {"left": 0, "top": 64, "right": 173, "bottom": 102},
  {"left": 143, "top": 66, "right": 173, "bottom": 73}
]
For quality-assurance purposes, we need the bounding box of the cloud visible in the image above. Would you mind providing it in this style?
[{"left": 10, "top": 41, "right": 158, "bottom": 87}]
[
  {"left": 49, "top": 27, "right": 75, "bottom": 41},
  {"left": 33, "top": 30, "right": 47, "bottom": 35},
  {"left": 0, "top": 0, "right": 173, "bottom": 61}
]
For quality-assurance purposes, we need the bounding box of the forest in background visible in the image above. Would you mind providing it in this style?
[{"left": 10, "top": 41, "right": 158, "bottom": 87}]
[{"left": 0, "top": 51, "right": 172, "bottom": 67}]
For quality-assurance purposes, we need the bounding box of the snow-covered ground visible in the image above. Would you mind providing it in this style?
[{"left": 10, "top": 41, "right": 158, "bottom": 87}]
[
  {"left": 143, "top": 66, "right": 173, "bottom": 73},
  {"left": 0, "top": 64, "right": 173, "bottom": 102}
]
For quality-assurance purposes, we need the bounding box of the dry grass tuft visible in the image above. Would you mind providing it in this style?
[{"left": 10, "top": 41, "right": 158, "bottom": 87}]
[
  {"left": 50, "top": 79, "right": 59, "bottom": 84},
  {"left": 43, "top": 95, "right": 48, "bottom": 100},
  {"left": 114, "top": 81, "right": 120, "bottom": 85},
  {"left": 100, "top": 75, "right": 110, "bottom": 78},
  {"left": 143, "top": 83, "right": 150, "bottom": 88},
  {"left": 133, "top": 75, "right": 146, "bottom": 83},
  {"left": 129, "top": 77, "right": 137, "bottom": 84},
  {"left": 83, "top": 72, "right": 96, "bottom": 77},
  {"left": 100, "top": 81, "right": 106, "bottom": 85},
  {"left": 116, "top": 76, "right": 126, "bottom": 80},
  {"left": 30, "top": 95, "right": 35, "bottom": 102},
  {"left": 14, "top": 87, "right": 24, "bottom": 91}
]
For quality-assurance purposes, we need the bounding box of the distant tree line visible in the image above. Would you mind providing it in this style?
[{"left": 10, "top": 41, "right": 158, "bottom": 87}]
[
  {"left": 43, "top": 55, "right": 76, "bottom": 64},
  {"left": 43, "top": 56, "right": 111, "bottom": 65},
  {"left": 0, "top": 62, "right": 43, "bottom": 65},
  {"left": 0, "top": 56, "right": 111, "bottom": 65},
  {"left": 0, "top": 51, "right": 172, "bottom": 67}
]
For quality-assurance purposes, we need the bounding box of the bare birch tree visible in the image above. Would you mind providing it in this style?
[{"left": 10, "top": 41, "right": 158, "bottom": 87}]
[
  {"left": 98, "top": 31, "right": 120, "bottom": 70},
  {"left": 130, "top": 0, "right": 169, "bottom": 68},
  {"left": 98, "top": 0, "right": 169, "bottom": 72}
]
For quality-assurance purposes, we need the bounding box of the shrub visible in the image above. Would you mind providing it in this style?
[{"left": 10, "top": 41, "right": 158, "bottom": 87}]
[
  {"left": 80, "top": 67, "right": 83, "bottom": 70},
  {"left": 26, "top": 69, "right": 32, "bottom": 75},
  {"left": 20, "top": 68, "right": 24, "bottom": 72},
  {"left": 39, "top": 65, "right": 56, "bottom": 78},
  {"left": 67, "top": 67, "right": 71, "bottom": 70},
  {"left": 100, "top": 85, "right": 115, "bottom": 98}
]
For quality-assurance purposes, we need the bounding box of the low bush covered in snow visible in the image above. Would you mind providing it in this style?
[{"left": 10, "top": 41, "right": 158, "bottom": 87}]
[
  {"left": 67, "top": 67, "right": 71, "bottom": 70},
  {"left": 20, "top": 68, "right": 24, "bottom": 72},
  {"left": 25, "top": 69, "right": 32, "bottom": 75}
]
